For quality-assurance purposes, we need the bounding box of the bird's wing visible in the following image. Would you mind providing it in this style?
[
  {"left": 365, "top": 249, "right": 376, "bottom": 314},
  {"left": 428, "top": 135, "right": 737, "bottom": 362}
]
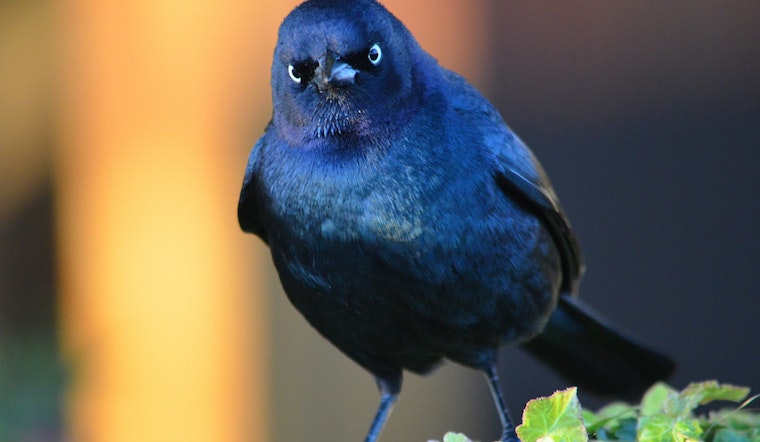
[
  {"left": 238, "top": 133, "right": 268, "bottom": 242},
  {"left": 444, "top": 70, "right": 585, "bottom": 293},
  {"left": 493, "top": 136, "right": 585, "bottom": 294}
]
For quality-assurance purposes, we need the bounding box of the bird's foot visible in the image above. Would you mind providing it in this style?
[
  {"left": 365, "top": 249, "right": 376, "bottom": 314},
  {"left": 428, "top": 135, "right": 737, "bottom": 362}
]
[{"left": 501, "top": 428, "right": 520, "bottom": 442}]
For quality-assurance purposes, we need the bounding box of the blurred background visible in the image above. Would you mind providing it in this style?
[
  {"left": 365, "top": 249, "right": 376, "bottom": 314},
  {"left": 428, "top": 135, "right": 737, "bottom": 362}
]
[{"left": 1, "top": 0, "right": 758, "bottom": 441}]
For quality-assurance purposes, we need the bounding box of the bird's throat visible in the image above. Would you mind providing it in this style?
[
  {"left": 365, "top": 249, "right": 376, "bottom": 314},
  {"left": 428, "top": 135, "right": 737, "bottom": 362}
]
[{"left": 311, "top": 96, "right": 368, "bottom": 139}]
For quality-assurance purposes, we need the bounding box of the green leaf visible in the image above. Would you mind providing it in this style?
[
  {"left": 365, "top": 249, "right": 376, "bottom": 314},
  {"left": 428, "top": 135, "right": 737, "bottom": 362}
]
[
  {"left": 582, "top": 408, "right": 599, "bottom": 427},
  {"left": 516, "top": 387, "right": 588, "bottom": 442},
  {"left": 705, "top": 399, "right": 760, "bottom": 441},
  {"left": 713, "top": 428, "right": 753, "bottom": 442},
  {"left": 594, "top": 402, "right": 639, "bottom": 421},
  {"left": 661, "top": 381, "right": 751, "bottom": 420},
  {"left": 442, "top": 433, "right": 471, "bottom": 442},
  {"left": 641, "top": 382, "right": 676, "bottom": 416},
  {"left": 681, "top": 381, "right": 750, "bottom": 406},
  {"left": 584, "top": 402, "right": 638, "bottom": 438},
  {"left": 710, "top": 406, "right": 760, "bottom": 433},
  {"left": 638, "top": 414, "right": 703, "bottom": 442},
  {"left": 613, "top": 417, "right": 639, "bottom": 441}
]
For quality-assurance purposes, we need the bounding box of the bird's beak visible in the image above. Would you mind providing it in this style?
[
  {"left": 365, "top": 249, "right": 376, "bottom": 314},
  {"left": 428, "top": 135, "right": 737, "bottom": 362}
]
[{"left": 314, "top": 50, "right": 357, "bottom": 91}]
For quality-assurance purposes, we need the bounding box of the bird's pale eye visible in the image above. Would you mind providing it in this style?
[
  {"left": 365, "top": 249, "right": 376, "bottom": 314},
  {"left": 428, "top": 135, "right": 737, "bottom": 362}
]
[
  {"left": 368, "top": 43, "right": 382, "bottom": 66},
  {"left": 288, "top": 64, "right": 302, "bottom": 84}
]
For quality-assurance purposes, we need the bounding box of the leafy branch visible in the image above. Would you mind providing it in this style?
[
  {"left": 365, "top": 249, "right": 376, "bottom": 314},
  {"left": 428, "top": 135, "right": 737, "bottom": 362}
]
[{"left": 433, "top": 380, "right": 759, "bottom": 442}]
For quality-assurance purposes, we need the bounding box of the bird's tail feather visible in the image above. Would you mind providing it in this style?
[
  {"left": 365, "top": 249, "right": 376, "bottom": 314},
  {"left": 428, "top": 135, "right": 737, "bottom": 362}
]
[{"left": 521, "top": 296, "right": 676, "bottom": 400}]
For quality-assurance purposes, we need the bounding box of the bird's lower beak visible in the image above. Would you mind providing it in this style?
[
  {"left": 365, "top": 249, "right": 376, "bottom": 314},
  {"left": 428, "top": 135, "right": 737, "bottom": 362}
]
[{"left": 314, "top": 51, "right": 357, "bottom": 91}]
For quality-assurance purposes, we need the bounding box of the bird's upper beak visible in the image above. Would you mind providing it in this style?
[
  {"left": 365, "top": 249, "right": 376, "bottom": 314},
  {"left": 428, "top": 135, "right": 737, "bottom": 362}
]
[{"left": 314, "top": 50, "right": 357, "bottom": 91}]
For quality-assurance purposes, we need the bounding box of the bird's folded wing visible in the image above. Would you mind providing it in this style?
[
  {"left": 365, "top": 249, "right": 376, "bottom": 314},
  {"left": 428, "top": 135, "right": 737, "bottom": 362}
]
[{"left": 444, "top": 69, "right": 584, "bottom": 293}]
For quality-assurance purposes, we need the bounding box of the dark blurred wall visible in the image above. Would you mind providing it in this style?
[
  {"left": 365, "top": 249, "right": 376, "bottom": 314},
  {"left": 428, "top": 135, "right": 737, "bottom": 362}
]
[{"left": 483, "top": 0, "right": 760, "bottom": 417}]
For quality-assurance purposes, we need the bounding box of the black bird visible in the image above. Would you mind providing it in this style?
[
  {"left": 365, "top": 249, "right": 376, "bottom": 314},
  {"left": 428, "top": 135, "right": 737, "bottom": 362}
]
[{"left": 238, "top": 1, "right": 675, "bottom": 440}]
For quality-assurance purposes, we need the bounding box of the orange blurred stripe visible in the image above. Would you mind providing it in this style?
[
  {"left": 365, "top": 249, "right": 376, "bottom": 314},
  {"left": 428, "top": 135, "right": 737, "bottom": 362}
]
[{"left": 56, "top": 0, "right": 269, "bottom": 440}]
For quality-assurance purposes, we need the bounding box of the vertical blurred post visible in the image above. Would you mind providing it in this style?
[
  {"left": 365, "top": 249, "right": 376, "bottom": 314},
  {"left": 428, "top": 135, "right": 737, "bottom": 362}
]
[{"left": 57, "top": 0, "right": 269, "bottom": 441}]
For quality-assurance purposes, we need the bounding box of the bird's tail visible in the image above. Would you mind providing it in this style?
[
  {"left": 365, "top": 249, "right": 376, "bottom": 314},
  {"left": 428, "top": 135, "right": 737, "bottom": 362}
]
[{"left": 521, "top": 296, "right": 676, "bottom": 400}]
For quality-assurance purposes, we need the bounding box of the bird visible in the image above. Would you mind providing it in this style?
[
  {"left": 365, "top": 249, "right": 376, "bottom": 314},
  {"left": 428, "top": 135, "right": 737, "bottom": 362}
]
[{"left": 238, "top": 0, "right": 675, "bottom": 441}]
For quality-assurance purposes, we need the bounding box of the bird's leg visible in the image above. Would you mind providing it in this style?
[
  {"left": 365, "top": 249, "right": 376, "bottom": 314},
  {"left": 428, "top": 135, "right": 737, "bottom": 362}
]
[
  {"left": 484, "top": 364, "right": 520, "bottom": 442},
  {"left": 364, "top": 375, "right": 401, "bottom": 442}
]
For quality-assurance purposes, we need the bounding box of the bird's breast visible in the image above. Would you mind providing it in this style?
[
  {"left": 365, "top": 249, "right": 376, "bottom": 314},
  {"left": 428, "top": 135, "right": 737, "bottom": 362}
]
[{"left": 268, "top": 149, "right": 446, "bottom": 248}]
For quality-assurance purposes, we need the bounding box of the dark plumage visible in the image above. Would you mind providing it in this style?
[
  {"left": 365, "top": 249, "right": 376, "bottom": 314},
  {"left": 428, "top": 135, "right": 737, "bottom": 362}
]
[{"left": 238, "top": 1, "right": 674, "bottom": 440}]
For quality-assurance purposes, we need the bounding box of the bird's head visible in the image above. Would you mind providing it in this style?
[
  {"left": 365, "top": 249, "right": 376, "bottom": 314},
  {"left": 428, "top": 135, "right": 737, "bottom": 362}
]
[{"left": 271, "top": 0, "right": 433, "bottom": 146}]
